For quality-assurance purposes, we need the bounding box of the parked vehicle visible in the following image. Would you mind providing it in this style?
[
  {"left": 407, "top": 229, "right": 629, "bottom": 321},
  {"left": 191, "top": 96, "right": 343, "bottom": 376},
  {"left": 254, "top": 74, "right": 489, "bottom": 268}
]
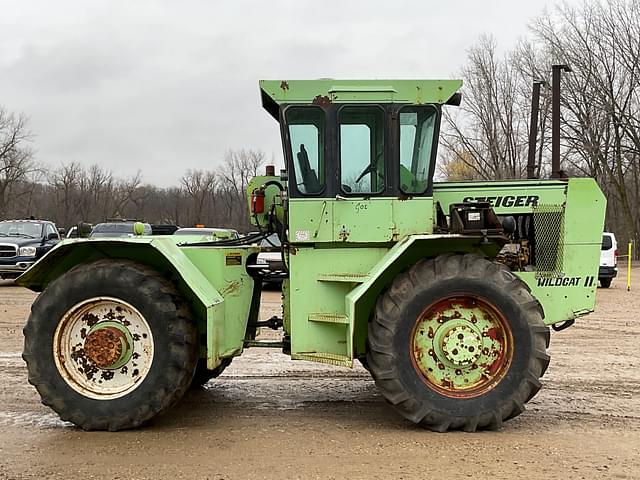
[
  {"left": 89, "top": 221, "right": 152, "bottom": 238},
  {"left": 150, "top": 224, "right": 180, "bottom": 235},
  {"left": 256, "top": 233, "right": 285, "bottom": 286},
  {"left": 599, "top": 232, "right": 618, "bottom": 288},
  {"left": 0, "top": 219, "right": 60, "bottom": 279}
]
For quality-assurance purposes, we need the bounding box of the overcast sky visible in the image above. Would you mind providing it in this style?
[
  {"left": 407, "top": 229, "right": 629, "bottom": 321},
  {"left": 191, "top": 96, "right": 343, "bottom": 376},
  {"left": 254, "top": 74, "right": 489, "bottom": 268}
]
[{"left": 0, "top": 0, "right": 564, "bottom": 187}]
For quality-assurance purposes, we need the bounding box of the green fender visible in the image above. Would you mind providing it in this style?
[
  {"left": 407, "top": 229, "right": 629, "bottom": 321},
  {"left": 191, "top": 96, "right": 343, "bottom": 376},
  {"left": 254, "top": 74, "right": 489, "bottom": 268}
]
[
  {"left": 346, "top": 234, "right": 503, "bottom": 358},
  {"left": 17, "top": 237, "right": 238, "bottom": 369}
]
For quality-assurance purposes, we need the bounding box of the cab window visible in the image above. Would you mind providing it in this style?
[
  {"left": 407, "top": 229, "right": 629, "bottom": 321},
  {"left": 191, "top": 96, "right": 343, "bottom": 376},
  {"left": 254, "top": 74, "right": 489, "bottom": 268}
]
[
  {"left": 285, "top": 107, "right": 325, "bottom": 195},
  {"left": 399, "top": 106, "right": 438, "bottom": 194},
  {"left": 339, "top": 106, "right": 385, "bottom": 194}
]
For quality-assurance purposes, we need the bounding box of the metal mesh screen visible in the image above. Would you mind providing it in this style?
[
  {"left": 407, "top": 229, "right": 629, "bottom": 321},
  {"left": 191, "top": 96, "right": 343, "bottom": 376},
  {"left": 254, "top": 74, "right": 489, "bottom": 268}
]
[{"left": 532, "top": 204, "right": 564, "bottom": 273}]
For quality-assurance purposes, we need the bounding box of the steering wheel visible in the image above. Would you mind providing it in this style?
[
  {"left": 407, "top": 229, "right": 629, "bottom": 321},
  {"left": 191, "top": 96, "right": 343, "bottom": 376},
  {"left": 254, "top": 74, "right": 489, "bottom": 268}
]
[{"left": 355, "top": 162, "right": 377, "bottom": 183}]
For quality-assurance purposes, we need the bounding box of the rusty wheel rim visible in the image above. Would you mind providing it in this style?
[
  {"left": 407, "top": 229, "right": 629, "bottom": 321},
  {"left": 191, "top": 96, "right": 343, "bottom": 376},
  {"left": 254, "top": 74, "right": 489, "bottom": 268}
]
[
  {"left": 410, "top": 294, "right": 513, "bottom": 398},
  {"left": 53, "top": 297, "right": 154, "bottom": 400}
]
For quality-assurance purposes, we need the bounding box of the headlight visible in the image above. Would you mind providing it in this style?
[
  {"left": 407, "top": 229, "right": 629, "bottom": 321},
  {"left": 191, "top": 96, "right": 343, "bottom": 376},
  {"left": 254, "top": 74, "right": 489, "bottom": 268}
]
[
  {"left": 19, "top": 246, "right": 37, "bottom": 257},
  {"left": 256, "top": 257, "right": 268, "bottom": 265}
]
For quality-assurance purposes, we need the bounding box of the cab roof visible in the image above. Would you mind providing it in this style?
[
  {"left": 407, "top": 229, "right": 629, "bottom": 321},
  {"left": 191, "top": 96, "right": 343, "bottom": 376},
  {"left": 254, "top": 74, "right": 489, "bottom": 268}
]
[{"left": 259, "top": 79, "right": 463, "bottom": 120}]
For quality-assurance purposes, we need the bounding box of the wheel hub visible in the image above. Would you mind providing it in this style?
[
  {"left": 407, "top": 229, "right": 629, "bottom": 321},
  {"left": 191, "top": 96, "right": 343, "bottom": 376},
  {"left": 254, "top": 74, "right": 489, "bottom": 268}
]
[
  {"left": 441, "top": 325, "right": 482, "bottom": 367},
  {"left": 53, "top": 297, "right": 154, "bottom": 400},
  {"left": 411, "top": 295, "right": 513, "bottom": 398},
  {"left": 84, "top": 325, "right": 131, "bottom": 369}
]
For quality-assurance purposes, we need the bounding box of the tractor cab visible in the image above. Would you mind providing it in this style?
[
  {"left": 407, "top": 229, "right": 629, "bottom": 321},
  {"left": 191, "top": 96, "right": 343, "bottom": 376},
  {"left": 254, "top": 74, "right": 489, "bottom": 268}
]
[
  {"left": 256, "top": 80, "right": 464, "bottom": 244},
  {"left": 261, "top": 79, "right": 461, "bottom": 200}
]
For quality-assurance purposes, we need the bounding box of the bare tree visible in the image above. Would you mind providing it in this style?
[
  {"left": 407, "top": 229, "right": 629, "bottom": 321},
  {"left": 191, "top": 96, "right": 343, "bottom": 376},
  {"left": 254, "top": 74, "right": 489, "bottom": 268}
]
[
  {"left": 218, "top": 149, "right": 265, "bottom": 227},
  {"left": 180, "top": 169, "right": 217, "bottom": 226},
  {"left": 0, "top": 107, "right": 38, "bottom": 217},
  {"left": 440, "top": 36, "right": 533, "bottom": 181},
  {"left": 48, "top": 161, "right": 84, "bottom": 228},
  {"left": 531, "top": 0, "right": 640, "bottom": 251}
]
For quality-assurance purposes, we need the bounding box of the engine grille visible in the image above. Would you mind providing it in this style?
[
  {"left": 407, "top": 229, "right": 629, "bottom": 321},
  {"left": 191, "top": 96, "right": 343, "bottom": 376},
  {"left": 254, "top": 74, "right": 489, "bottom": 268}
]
[
  {"left": 532, "top": 204, "right": 565, "bottom": 274},
  {"left": 0, "top": 244, "right": 18, "bottom": 258}
]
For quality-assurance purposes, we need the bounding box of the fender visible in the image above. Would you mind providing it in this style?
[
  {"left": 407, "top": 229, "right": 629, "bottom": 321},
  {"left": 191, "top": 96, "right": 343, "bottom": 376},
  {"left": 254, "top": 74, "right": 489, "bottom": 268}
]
[
  {"left": 17, "top": 238, "right": 256, "bottom": 369},
  {"left": 346, "top": 234, "right": 504, "bottom": 358}
]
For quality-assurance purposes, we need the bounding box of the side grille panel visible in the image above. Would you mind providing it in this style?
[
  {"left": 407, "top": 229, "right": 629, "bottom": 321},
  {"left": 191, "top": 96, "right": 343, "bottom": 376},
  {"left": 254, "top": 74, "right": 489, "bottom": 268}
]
[{"left": 532, "top": 204, "right": 565, "bottom": 274}]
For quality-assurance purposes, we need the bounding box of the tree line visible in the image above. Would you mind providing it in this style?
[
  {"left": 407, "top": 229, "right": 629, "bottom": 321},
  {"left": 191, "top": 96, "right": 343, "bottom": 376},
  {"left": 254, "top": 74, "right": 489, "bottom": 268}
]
[
  {"left": 440, "top": 0, "right": 640, "bottom": 255},
  {"left": 3, "top": 0, "right": 638, "bottom": 247},
  {"left": 0, "top": 111, "right": 265, "bottom": 231}
]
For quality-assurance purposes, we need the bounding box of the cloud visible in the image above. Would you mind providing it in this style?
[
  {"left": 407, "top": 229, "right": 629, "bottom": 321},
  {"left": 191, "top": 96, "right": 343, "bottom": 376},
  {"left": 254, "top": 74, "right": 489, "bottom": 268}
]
[{"left": 0, "top": 0, "right": 563, "bottom": 186}]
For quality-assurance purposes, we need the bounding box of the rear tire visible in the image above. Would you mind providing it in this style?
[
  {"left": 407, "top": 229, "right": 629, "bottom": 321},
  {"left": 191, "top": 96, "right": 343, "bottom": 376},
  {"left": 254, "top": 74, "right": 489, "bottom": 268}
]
[
  {"left": 22, "top": 260, "right": 198, "bottom": 431},
  {"left": 599, "top": 278, "right": 612, "bottom": 288},
  {"left": 367, "top": 253, "right": 550, "bottom": 432}
]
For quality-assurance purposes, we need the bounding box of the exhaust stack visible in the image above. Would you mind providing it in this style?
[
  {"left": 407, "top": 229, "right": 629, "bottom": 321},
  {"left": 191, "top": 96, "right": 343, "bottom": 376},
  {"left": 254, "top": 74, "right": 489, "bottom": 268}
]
[
  {"left": 551, "top": 64, "right": 572, "bottom": 179},
  {"left": 527, "top": 80, "right": 545, "bottom": 179}
]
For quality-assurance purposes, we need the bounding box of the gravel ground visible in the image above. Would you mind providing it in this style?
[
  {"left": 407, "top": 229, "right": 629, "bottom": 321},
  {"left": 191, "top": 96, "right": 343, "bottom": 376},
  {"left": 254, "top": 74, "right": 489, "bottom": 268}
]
[{"left": 0, "top": 268, "right": 639, "bottom": 480}]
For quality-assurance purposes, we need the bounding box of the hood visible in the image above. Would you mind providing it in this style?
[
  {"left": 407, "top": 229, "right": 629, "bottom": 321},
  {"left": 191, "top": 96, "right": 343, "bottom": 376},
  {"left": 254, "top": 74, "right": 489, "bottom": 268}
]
[{"left": 0, "top": 235, "right": 43, "bottom": 246}]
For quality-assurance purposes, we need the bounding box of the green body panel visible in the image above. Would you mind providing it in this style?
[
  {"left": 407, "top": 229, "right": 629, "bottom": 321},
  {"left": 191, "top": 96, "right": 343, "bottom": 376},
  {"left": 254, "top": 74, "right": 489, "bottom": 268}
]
[
  {"left": 432, "top": 178, "right": 569, "bottom": 213},
  {"left": 17, "top": 237, "right": 258, "bottom": 369},
  {"left": 433, "top": 177, "right": 605, "bottom": 324},
  {"left": 288, "top": 198, "right": 434, "bottom": 243},
  {"left": 287, "top": 246, "right": 388, "bottom": 365},
  {"left": 285, "top": 234, "right": 503, "bottom": 365},
  {"left": 180, "top": 246, "right": 259, "bottom": 363},
  {"left": 260, "top": 79, "right": 463, "bottom": 105}
]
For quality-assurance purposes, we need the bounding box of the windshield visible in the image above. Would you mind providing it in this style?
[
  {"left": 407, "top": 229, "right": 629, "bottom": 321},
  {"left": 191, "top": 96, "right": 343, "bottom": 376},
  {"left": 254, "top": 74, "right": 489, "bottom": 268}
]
[
  {"left": 285, "top": 106, "right": 325, "bottom": 195},
  {"left": 399, "top": 106, "right": 438, "bottom": 194},
  {"left": 0, "top": 221, "right": 43, "bottom": 238}
]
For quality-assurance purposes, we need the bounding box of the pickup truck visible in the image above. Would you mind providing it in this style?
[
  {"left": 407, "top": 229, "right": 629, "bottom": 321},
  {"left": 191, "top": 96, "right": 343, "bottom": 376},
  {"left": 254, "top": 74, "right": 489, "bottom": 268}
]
[{"left": 0, "top": 219, "right": 61, "bottom": 279}]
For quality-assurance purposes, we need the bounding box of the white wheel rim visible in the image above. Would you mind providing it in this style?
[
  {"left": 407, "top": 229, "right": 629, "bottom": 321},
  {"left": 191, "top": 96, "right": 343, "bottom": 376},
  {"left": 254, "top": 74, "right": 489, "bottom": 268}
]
[{"left": 53, "top": 297, "right": 154, "bottom": 400}]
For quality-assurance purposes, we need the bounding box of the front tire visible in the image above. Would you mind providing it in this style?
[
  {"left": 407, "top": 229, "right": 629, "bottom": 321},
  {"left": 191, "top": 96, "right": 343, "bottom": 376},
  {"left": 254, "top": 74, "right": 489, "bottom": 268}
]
[
  {"left": 22, "top": 260, "right": 198, "bottom": 431},
  {"left": 367, "top": 254, "right": 550, "bottom": 432},
  {"left": 599, "top": 278, "right": 612, "bottom": 288}
]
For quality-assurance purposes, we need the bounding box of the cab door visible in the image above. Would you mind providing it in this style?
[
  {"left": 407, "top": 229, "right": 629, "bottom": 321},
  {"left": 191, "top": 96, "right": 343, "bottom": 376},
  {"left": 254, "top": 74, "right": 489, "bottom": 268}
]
[{"left": 332, "top": 105, "right": 394, "bottom": 243}]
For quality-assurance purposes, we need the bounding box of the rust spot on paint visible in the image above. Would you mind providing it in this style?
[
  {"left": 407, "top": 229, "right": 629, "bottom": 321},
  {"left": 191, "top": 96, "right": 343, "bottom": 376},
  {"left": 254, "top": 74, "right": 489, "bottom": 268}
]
[
  {"left": 312, "top": 95, "right": 332, "bottom": 107},
  {"left": 84, "top": 327, "right": 126, "bottom": 369},
  {"left": 486, "top": 327, "right": 503, "bottom": 341},
  {"left": 82, "top": 312, "right": 99, "bottom": 327}
]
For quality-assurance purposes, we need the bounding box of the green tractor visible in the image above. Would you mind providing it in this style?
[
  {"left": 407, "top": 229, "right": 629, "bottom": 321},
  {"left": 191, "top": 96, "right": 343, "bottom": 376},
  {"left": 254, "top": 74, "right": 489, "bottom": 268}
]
[{"left": 19, "top": 77, "right": 605, "bottom": 432}]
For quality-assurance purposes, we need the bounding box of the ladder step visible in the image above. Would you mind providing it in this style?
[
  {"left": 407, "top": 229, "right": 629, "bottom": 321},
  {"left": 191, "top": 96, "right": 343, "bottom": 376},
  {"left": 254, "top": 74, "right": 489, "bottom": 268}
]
[
  {"left": 292, "top": 352, "right": 352, "bottom": 367},
  {"left": 317, "top": 273, "right": 368, "bottom": 283},
  {"left": 308, "top": 313, "right": 349, "bottom": 324}
]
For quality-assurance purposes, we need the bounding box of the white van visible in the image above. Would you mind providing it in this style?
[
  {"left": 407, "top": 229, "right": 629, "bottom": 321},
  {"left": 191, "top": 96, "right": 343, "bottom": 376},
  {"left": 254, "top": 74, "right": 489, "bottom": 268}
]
[{"left": 599, "top": 232, "right": 618, "bottom": 288}]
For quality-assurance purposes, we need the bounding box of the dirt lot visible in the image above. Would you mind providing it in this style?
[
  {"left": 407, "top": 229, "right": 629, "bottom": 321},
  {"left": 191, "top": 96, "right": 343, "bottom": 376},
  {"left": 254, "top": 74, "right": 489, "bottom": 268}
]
[{"left": 1, "top": 268, "right": 639, "bottom": 480}]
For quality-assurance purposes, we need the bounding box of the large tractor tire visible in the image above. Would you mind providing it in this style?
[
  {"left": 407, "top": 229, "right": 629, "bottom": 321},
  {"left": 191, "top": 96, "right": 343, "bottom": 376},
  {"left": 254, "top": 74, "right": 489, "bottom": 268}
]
[
  {"left": 22, "top": 260, "right": 198, "bottom": 431},
  {"left": 367, "top": 253, "right": 550, "bottom": 432},
  {"left": 190, "top": 358, "right": 232, "bottom": 389}
]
